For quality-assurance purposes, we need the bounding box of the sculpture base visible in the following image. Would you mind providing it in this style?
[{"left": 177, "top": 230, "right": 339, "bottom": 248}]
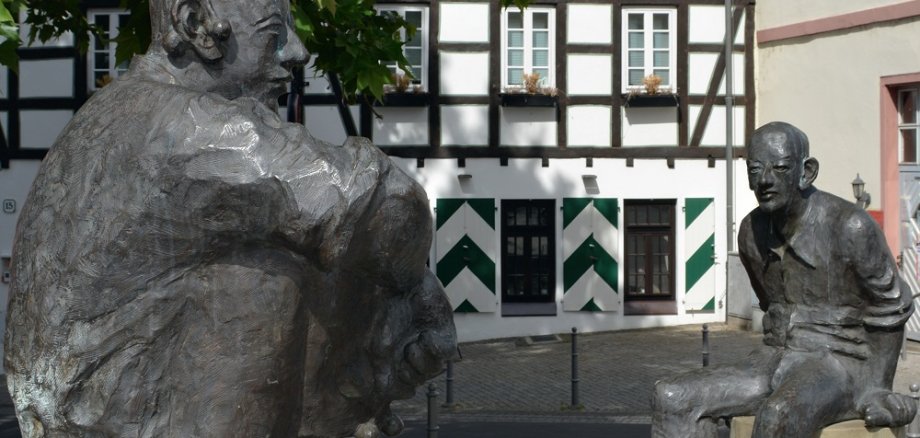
[{"left": 729, "top": 417, "right": 900, "bottom": 438}]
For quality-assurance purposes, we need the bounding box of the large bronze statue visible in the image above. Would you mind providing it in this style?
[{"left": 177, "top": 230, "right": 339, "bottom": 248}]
[
  {"left": 5, "top": 0, "right": 456, "bottom": 436},
  {"left": 652, "top": 122, "right": 915, "bottom": 437}
]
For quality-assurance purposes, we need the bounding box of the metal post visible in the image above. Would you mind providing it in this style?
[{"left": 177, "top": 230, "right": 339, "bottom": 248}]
[
  {"left": 427, "top": 383, "right": 440, "bottom": 438},
  {"left": 908, "top": 384, "right": 920, "bottom": 438},
  {"left": 443, "top": 360, "right": 454, "bottom": 408},
  {"left": 702, "top": 324, "right": 710, "bottom": 367},
  {"left": 571, "top": 327, "right": 580, "bottom": 407}
]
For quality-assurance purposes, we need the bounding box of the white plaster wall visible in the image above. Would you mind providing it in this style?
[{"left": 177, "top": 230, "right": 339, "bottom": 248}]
[
  {"left": 20, "top": 110, "right": 72, "bottom": 149},
  {"left": 0, "top": 161, "right": 39, "bottom": 259},
  {"left": 440, "top": 3, "right": 490, "bottom": 42},
  {"left": 19, "top": 17, "right": 73, "bottom": 48},
  {"left": 374, "top": 107, "right": 429, "bottom": 146},
  {"left": 757, "top": 0, "right": 901, "bottom": 29},
  {"left": 441, "top": 105, "right": 489, "bottom": 146},
  {"left": 499, "top": 107, "right": 556, "bottom": 146},
  {"left": 687, "top": 105, "right": 745, "bottom": 147},
  {"left": 689, "top": 53, "right": 717, "bottom": 95},
  {"left": 440, "top": 52, "right": 490, "bottom": 95},
  {"left": 567, "top": 54, "right": 612, "bottom": 96},
  {"left": 622, "top": 107, "right": 678, "bottom": 147},
  {"left": 567, "top": 105, "right": 611, "bottom": 147},
  {"left": 0, "top": 66, "right": 7, "bottom": 98},
  {"left": 303, "top": 67, "right": 332, "bottom": 95},
  {"left": 756, "top": 19, "right": 920, "bottom": 202},
  {"left": 688, "top": 52, "right": 744, "bottom": 96},
  {"left": 20, "top": 59, "right": 74, "bottom": 98},
  {"left": 303, "top": 105, "right": 360, "bottom": 145},
  {"left": 567, "top": 4, "right": 612, "bottom": 44},
  {"left": 689, "top": 5, "right": 726, "bottom": 44},
  {"left": 392, "top": 156, "right": 738, "bottom": 342}
]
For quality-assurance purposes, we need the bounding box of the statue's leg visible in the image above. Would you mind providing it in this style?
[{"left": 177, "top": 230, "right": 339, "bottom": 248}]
[
  {"left": 652, "top": 346, "right": 780, "bottom": 438},
  {"left": 752, "top": 352, "right": 853, "bottom": 438}
]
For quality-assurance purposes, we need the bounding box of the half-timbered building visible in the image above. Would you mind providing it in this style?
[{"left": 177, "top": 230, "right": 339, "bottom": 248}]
[{"left": 0, "top": 0, "right": 758, "bottom": 343}]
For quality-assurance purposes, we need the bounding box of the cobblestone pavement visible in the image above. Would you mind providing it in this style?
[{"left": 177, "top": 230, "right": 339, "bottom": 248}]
[
  {"left": 1, "top": 324, "right": 920, "bottom": 436},
  {"left": 391, "top": 324, "right": 920, "bottom": 424}
]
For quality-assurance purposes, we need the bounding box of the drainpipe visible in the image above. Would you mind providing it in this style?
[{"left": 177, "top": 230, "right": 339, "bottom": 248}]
[
  {"left": 724, "top": 0, "right": 735, "bottom": 315},
  {"left": 724, "top": 0, "right": 734, "bottom": 253}
]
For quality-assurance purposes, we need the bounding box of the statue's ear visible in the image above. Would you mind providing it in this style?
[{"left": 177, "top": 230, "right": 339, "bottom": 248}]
[
  {"left": 800, "top": 157, "right": 819, "bottom": 190},
  {"left": 170, "top": 0, "right": 227, "bottom": 62}
]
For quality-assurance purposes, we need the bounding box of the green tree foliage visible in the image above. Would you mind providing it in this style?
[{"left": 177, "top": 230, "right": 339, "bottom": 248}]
[{"left": 0, "top": 0, "right": 529, "bottom": 99}]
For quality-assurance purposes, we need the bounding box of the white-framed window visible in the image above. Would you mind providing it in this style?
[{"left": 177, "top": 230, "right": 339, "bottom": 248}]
[
  {"left": 622, "top": 8, "right": 676, "bottom": 93},
  {"left": 378, "top": 5, "right": 428, "bottom": 90},
  {"left": 899, "top": 87, "right": 919, "bottom": 163},
  {"left": 501, "top": 7, "right": 555, "bottom": 89},
  {"left": 88, "top": 9, "right": 130, "bottom": 91}
]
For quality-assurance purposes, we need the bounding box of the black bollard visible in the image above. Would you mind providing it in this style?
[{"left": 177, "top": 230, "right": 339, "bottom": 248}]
[
  {"left": 443, "top": 360, "right": 454, "bottom": 408},
  {"left": 571, "top": 327, "right": 580, "bottom": 407},
  {"left": 702, "top": 324, "right": 710, "bottom": 367},
  {"left": 907, "top": 383, "right": 920, "bottom": 438},
  {"left": 427, "top": 383, "right": 440, "bottom": 438}
]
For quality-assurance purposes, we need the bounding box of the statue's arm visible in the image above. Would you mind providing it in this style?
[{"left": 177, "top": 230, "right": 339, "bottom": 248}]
[
  {"left": 738, "top": 214, "right": 770, "bottom": 311},
  {"left": 845, "top": 211, "right": 913, "bottom": 326}
]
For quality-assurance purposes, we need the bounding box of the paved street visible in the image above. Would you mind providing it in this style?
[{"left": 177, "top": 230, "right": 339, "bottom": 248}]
[{"left": 1, "top": 324, "right": 920, "bottom": 437}]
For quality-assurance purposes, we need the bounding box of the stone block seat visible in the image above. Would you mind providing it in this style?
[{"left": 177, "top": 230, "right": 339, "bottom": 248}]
[{"left": 730, "top": 417, "right": 899, "bottom": 438}]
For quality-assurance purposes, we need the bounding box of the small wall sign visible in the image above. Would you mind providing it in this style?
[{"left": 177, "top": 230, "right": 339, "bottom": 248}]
[{"left": 2, "top": 199, "right": 16, "bottom": 214}]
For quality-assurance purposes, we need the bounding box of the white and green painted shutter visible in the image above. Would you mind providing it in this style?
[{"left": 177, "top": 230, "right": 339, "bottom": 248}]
[
  {"left": 435, "top": 199, "right": 496, "bottom": 313},
  {"left": 562, "top": 198, "right": 620, "bottom": 312},
  {"left": 684, "top": 198, "right": 716, "bottom": 312}
]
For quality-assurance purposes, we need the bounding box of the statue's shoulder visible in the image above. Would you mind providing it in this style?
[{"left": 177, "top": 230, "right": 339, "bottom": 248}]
[{"left": 811, "top": 190, "right": 877, "bottom": 237}]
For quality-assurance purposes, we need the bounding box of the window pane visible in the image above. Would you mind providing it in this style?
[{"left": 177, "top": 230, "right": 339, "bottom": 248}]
[
  {"left": 533, "top": 31, "right": 548, "bottom": 48},
  {"left": 653, "top": 51, "right": 669, "bottom": 67},
  {"left": 406, "top": 48, "right": 422, "bottom": 65},
  {"left": 410, "top": 66, "right": 422, "bottom": 81},
  {"left": 508, "top": 11, "right": 523, "bottom": 28},
  {"left": 407, "top": 32, "right": 422, "bottom": 47},
  {"left": 654, "top": 70, "right": 670, "bottom": 85},
  {"left": 903, "top": 129, "right": 918, "bottom": 162},
  {"left": 118, "top": 13, "right": 129, "bottom": 28},
  {"left": 406, "top": 10, "right": 422, "bottom": 27},
  {"left": 508, "top": 49, "right": 524, "bottom": 66},
  {"left": 533, "top": 50, "right": 548, "bottom": 67},
  {"left": 533, "top": 12, "right": 549, "bottom": 29},
  {"left": 516, "top": 237, "right": 525, "bottom": 256},
  {"left": 653, "top": 13, "right": 669, "bottom": 30},
  {"left": 508, "top": 30, "right": 524, "bottom": 47},
  {"left": 653, "top": 32, "right": 669, "bottom": 49},
  {"left": 532, "top": 68, "right": 549, "bottom": 83},
  {"left": 95, "top": 53, "right": 110, "bottom": 69},
  {"left": 628, "top": 51, "right": 644, "bottom": 67},
  {"left": 628, "top": 32, "right": 644, "bottom": 49},
  {"left": 508, "top": 68, "right": 523, "bottom": 85},
  {"left": 95, "top": 14, "right": 110, "bottom": 31},
  {"left": 628, "top": 13, "right": 644, "bottom": 30},
  {"left": 901, "top": 90, "right": 917, "bottom": 124},
  {"left": 629, "top": 69, "right": 644, "bottom": 86}
]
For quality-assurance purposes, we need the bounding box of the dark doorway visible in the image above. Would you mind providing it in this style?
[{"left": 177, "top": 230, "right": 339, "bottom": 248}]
[{"left": 501, "top": 199, "right": 556, "bottom": 316}]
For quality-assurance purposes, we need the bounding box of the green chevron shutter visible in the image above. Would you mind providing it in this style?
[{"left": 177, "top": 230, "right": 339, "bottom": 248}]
[
  {"left": 436, "top": 199, "right": 496, "bottom": 313},
  {"left": 562, "top": 198, "right": 620, "bottom": 312},
  {"left": 684, "top": 198, "right": 716, "bottom": 312}
]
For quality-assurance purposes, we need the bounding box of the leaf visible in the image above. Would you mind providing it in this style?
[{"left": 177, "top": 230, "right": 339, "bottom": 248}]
[{"left": 0, "top": 39, "right": 18, "bottom": 73}]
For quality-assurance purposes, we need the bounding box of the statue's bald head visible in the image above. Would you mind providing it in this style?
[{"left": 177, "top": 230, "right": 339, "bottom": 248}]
[{"left": 750, "top": 121, "right": 810, "bottom": 163}]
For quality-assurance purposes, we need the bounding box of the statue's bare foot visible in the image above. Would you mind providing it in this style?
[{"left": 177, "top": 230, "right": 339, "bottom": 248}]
[{"left": 861, "top": 391, "right": 917, "bottom": 427}]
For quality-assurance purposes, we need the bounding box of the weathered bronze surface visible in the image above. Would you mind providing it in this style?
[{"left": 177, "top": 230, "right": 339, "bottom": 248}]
[
  {"left": 4, "top": 1, "right": 456, "bottom": 436},
  {"left": 652, "top": 122, "right": 915, "bottom": 437}
]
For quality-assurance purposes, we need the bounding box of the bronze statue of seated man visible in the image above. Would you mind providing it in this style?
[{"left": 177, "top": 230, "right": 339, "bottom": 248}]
[
  {"left": 5, "top": 0, "right": 456, "bottom": 437},
  {"left": 652, "top": 122, "right": 915, "bottom": 437}
]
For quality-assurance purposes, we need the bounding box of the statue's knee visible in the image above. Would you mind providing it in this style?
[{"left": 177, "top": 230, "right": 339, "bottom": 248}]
[
  {"left": 754, "top": 399, "right": 789, "bottom": 431},
  {"left": 653, "top": 379, "right": 688, "bottom": 412}
]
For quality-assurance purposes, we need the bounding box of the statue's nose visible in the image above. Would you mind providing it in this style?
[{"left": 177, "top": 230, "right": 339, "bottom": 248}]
[{"left": 281, "top": 26, "right": 310, "bottom": 69}]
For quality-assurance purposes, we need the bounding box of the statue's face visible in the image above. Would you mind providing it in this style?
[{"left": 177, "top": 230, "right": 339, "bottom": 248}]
[
  {"left": 209, "top": 0, "right": 308, "bottom": 107},
  {"left": 746, "top": 132, "right": 804, "bottom": 214}
]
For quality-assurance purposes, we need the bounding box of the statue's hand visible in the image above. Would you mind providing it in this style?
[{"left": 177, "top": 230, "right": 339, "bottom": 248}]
[{"left": 861, "top": 390, "right": 917, "bottom": 427}]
